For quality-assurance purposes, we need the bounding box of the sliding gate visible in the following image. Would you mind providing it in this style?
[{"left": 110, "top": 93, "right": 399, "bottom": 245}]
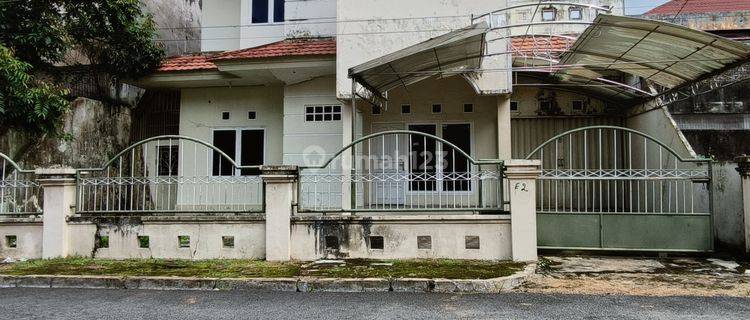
[{"left": 525, "top": 126, "right": 713, "bottom": 252}]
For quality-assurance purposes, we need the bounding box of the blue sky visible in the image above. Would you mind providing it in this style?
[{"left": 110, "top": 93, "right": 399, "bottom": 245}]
[{"left": 624, "top": 0, "right": 672, "bottom": 15}]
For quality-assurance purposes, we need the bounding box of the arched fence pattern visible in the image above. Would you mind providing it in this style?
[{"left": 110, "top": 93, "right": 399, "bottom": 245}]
[
  {"left": 525, "top": 126, "right": 713, "bottom": 251},
  {"left": 76, "top": 136, "right": 264, "bottom": 214},
  {"left": 298, "top": 130, "right": 507, "bottom": 213},
  {"left": 0, "top": 153, "right": 42, "bottom": 215},
  {"left": 525, "top": 126, "right": 711, "bottom": 214}
]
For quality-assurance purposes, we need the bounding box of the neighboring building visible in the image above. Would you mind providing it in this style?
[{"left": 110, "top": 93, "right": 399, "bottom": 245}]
[
  {"left": 643, "top": 0, "right": 750, "bottom": 251},
  {"left": 131, "top": 0, "right": 749, "bottom": 256}
]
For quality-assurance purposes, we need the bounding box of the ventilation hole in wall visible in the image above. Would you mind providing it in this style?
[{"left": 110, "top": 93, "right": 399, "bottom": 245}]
[
  {"left": 178, "top": 235, "right": 190, "bottom": 248},
  {"left": 369, "top": 236, "right": 384, "bottom": 250},
  {"left": 401, "top": 104, "right": 411, "bottom": 114},
  {"left": 221, "top": 111, "right": 230, "bottom": 120},
  {"left": 138, "top": 236, "right": 150, "bottom": 249},
  {"left": 431, "top": 104, "right": 442, "bottom": 113},
  {"left": 465, "top": 236, "right": 480, "bottom": 250},
  {"left": 417, "top": 235, "right": 432, "bottom": 250},
  {"left": 325, "top": 236, "right": 339, "bottom": 250},
  {"left": 222, "top": 236, "right": 235, "bottom": 248},
  {"left": 98, "top": 235, "right": 110, "bottom": 249},
  {"left": 248, "top": 111, "right": 257, "bottom": 120},
  {"left": 463, "top": 103, "right": 474, "bottom": 113},
  {"left": 5, "top": 235, "right": 17, "bottom": 248}
]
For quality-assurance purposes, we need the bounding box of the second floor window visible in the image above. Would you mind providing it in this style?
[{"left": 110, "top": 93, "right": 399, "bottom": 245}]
[
  {"left": 569, "top": 7, "right": 583, "bottom": 20},
  {"left": 251, "top": 0, "right": 268, "bottom": 23},
  {"left": 541, "top": 7, "right": 557, "bottom": 21},
  {"left": 252, "top": 0, "right": 284, "bottom": 23}
]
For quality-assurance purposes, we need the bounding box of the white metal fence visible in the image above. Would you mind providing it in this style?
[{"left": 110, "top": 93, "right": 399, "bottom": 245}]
[
  {"left": 76, "top": 136, "right": 264, "bottom": 214},
  {"left": 0, "top": 153, "right": 42, "bottom": 215},
  {"left": 298, "top": 131, "right": 507, "bottom": 213},
  {"left": 526, "top": 126, "right": 712, "bottom": 215}
]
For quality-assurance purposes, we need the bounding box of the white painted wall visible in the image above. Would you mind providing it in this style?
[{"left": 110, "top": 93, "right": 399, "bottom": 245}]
[
  {"left": 201, "top": 0, "right": 242, "bottom": 51},
  {"left": 179, "top": 86, "right": 284, "bottom": 165},
  {"left": 336, "top": 0, "right": 512, "bottom": 98},
  {"left": 0, "top": 223, "right": 42, "bottom": 260},
  {"left": 290, "top": 216, "right": 512, "bottom": 260},
  {"left": 202, "top": 0, "right": 336, "bottom": 52},
  {"left": 505, "top": 0, "right": 624, "bottom": 35},
  {"left": 282, "top": 76, "right": 342, "bottom": 167}
]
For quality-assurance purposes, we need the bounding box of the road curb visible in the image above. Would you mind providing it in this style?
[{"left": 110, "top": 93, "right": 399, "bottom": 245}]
[{"left": 0, "top": 263, "right": 535, "bottom": 293}]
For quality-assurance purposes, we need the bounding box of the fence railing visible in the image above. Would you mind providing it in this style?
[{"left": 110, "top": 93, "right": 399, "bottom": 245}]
[
  {"left": 0, "top": 153, "right": 42, "bottom": 215},
  {"left": 298, "top": 130, "right": 507, "bottom": 214},
  {"left": 525, "top": 126, "right": 712, "bottom": 215},
  {"left": 75, "top": 136, "right": 264, "bottom": 214}
]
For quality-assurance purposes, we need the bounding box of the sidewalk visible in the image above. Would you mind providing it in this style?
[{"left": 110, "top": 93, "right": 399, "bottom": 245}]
[
  {"left": 0, "top": 258, "right": 535, "bottom": 293},
  {"left": 522, "top": 256, "right": 750, "bottom": 297}
]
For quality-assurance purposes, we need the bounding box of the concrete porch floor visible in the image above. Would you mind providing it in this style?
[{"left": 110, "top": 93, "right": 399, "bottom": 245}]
[{"left": 522, "top": 255, "right": 750, "bottom": 297}]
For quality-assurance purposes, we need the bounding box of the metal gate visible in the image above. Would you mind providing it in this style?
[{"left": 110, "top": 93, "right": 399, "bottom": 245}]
[
  {"left": 525, "top": 126, "right": 713, "bottom": 252},
  {"left": 298, "top": 130, "right": 506, "bottom": 214}
]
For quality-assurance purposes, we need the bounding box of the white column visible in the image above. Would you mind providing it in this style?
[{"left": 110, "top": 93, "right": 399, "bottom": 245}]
[
  {"left": 36, "top": 168, "right": 77, "bottom": 258},
  {"left": 497, "top": 95, "right": 512, "bottom": 160},
  {"left": 341, "top": 100, "right": 354, "bottom": 212},
  {"left": 737, "top": 156, "right": 750, "bottom": 254},
  {"left": 262, "top": 165, "right": 298, "bottom": 261},
  {"left": 505, "top": 160, "right": 541, "bottom": 262}
]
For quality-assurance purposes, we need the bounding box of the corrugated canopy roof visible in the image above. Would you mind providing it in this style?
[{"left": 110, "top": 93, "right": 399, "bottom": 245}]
[
  {"left": 348, "top": 22, "right": 488, "bottom": 98},
  {"left": 558, "top": 14, "right": 750, "bottom": 89}
]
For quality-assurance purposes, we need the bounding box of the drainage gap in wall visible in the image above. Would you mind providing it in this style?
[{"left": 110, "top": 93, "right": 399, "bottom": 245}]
[
  {"left": 369, "top": 236, "right": 384, "bottom": 250},
  {"left": 325, "top": 236, "right": 339, "bottom": 250},
  {"left": 222, "top": 236, "right": 235, "bottom": 248},
  {"left": 178, "top": 235, "right": 190, "bottom": 248},
  {"left": 465, "top": 236, "right": 480, "bottom": 250},
  {"left": 417, "top": 236, "right": 432, "bottom": 250},
  {"left": 97, "top": 235, "right": 110, "bottom": 249},
  {"left": 138, "top": 236, "right": 150, "bottom": 248},
  {"left": 5, "top": 235, "right": 17, "bottom": 248}
]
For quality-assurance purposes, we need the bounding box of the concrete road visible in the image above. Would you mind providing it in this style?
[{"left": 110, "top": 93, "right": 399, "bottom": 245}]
[{"left": 0, "top": 288, "right": 748, "bottom": 319}]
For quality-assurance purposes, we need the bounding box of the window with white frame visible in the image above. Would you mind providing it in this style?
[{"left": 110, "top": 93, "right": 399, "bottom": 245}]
[
  {"left": 212, "top": 129, "right": 264, "bottom": 176},
  {"left": 251, "top": 0, "right": 285, "bottom": 23},
  {"left": 541, "top": 7, "right": 557, "bottom": 21},
  {"left": 569, "top": 7, "right": 583, "bottom": 20},
  {"left": 305, "top": 105, "right": 342, "bottom": 122}
]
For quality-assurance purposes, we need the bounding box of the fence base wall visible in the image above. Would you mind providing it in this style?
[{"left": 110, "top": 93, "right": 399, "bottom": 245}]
[
  {"left": 0, "top": 221, "right": 43, "bottom": 260},
  {"left": 290, "top": 215, "right": 512, "bottom": 261},
  {"left": 63, "top": 218, "right": 267, "bottom": 260}
]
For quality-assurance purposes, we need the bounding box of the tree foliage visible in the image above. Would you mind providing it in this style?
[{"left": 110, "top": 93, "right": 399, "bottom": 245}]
[{"left": 0, "top": 0, "right": 165, "bottom": 135}]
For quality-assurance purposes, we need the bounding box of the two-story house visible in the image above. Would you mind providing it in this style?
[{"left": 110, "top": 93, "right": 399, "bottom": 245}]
[{"left": 132, "top": 0, "right": 750, "bottom": 255}]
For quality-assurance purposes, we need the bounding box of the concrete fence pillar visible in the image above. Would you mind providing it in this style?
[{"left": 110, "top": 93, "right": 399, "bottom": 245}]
[
  {"left": 261, "top": 165, "right": 298, "bottom": 261},
  {"left": 36, "top": 168, "right": 77, "bottom": 258},
  {"left": 737, "top": 156, "right": 750, "bottom": 254},
  {"left": 505, "top": 160, "right": 541, "bottom": 262}
]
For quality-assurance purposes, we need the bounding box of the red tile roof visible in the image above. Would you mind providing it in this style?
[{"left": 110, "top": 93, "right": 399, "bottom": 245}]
[
  {"left": 645, "top": 0, "right": 750, "bottom": 15},
  {"left": 157, "top": 55, "right": 217, "bottom": 72},
  {"left": 511, "top": 36, "right": 575, "bottom": 57},
  {"left": 211, "top": 37, "right": 336, "bottom": 61},
  {"left": 156, "top": 38, "right": 336, "bottom": 72}
]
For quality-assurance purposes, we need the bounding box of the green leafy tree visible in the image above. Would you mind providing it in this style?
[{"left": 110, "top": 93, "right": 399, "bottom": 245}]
[{"left": 0, "top": 0, "right": 165, "bottom": 136}]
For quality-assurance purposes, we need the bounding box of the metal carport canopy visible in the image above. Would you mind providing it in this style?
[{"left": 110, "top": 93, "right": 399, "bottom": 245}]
[
  {"left": 558, "top": 14, "right": 750, "bottom": 89},
  {"left": 348, "top": 22, "right": 488, "bottom": 98}
]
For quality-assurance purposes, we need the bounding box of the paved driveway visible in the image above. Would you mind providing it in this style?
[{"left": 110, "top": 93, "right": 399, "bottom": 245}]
[{"left": 1, "top": 288, "right": 748, "bottom": 319}]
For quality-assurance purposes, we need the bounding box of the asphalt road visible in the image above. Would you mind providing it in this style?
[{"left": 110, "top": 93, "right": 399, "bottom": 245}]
[{"left": 0, "top": 288, "right": 748, "bottom": 319}]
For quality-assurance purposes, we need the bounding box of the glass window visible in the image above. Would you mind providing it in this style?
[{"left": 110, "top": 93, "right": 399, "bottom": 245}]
[
  {"left": 408, "top": 124, "right": 437, "bottom": 191},
  {"left": 569, "top": 7, "right": 582, "bottom": 20},
  {"left": 305, "top": 105, "right": 342, "bottom": 121},
  {"left": 442, "top": 124, "right": 471, "bottom": 191},
  {"left": 273, "top": 0, "right": 285, "bottom": 22},
  {"left": 212, "top": 129, "right": 265, "bottom": 176},
  {"left": 252, "top": 0, "right": 269, "bottom": 23},
  {"left": 542, "top": 8, "right": 556, "bottom": 21},
  {"left": 157, "top": 145, "right": 179, "bottom": 176}
]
